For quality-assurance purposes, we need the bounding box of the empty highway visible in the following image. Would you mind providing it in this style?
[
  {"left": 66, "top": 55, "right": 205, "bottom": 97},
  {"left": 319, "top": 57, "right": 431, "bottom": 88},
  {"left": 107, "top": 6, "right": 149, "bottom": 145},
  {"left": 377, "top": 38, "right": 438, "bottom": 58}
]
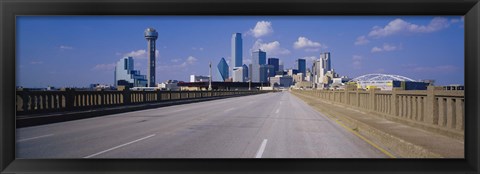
[{"left": 17, "top": 91, "right": 389, "bottom": 158}]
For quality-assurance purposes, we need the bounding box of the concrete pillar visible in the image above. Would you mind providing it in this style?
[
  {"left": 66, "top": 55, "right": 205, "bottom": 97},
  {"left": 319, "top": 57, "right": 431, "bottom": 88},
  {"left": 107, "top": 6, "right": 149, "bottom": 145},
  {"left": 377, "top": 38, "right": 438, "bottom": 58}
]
[
  {"left": 425, "top": 86, "right": 439, "bottom": 125},
  {"left": 65, "top": 89, "right": 75, "bottom": 111},
  {"left": 368, "top": 89, "right": 375, "bottom": 110},
  {"left": 438, "top": 97, "right": 446, "bottom": 127},
  {"left": 447, "top": 98, "right": 455, "bottom": 129},
  {"left": 413, "top": 97, "right": 418, "bottom": 120},
  {"left": 419, "top": 96, "right": 425, "bottom": 121},
  {"left": 455, "top": 99, "right": 464, "bottom": 130}
]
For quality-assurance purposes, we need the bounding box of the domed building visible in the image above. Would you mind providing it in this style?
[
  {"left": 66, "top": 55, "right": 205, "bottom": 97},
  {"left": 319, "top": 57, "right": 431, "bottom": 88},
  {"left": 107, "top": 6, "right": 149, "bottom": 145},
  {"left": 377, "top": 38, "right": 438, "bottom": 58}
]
[{"left": 351, "top": 74, "right": 431, "bottom": 90}]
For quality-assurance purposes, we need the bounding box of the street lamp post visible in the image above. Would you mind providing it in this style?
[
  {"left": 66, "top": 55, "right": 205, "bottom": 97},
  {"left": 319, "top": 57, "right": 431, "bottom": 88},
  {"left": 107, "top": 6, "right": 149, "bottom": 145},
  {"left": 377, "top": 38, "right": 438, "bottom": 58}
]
[{"left": 208, "top": 61, "right": 212, "bottom": 91}]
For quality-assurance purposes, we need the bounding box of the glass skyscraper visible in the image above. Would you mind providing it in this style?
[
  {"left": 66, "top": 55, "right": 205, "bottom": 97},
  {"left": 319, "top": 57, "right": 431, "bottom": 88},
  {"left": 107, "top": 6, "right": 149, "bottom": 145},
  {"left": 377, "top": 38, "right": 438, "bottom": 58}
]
[
  {"left": 297, "top": 58, "right": 306, "bottom": 76},
  {"left": 231, "top": 33, "right": 243, "bottom": 74},
  {"left": 217, "top": 57, "right": 229, "bottom": 81},
  {"left": 252, "top": 49, "right": 266, "bottom": 82},
  {"left": 242, "top": 64, "right": 249, "bottom": 82},
  {"left": 114, "top": 57, "right": 147, "bottom": 88},
  {"left": 268, "top": 58, "right": 279, "bottom": 73}
]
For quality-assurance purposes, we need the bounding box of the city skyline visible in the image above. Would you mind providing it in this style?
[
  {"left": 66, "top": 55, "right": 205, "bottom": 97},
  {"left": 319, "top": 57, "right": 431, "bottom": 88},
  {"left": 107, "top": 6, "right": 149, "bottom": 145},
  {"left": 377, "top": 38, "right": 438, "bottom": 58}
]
[{"left": 17, "top": 16, "right": 464, "bottom": 88}]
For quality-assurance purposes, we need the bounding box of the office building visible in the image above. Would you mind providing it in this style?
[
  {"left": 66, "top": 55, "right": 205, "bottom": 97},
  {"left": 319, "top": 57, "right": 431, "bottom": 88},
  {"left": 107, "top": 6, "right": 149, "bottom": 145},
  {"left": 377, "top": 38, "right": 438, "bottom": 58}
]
[
  {"left": 287, "top": 69, "right": 298, "bottom": 76},
  {"left": 232, "top": 67, "right": 244, "bottom": 82},
  {"left": 312, "top": 52, "right": 332, "bottom": 88},
  {"left": 217, "top": 57, "right": 229, "bottom": 81},
  {"left": 279, "top": 60, "right": 284, "bottom": 72},
  {"left": 190, "top": 75, "right": 210, "bottom": 82},
  {"left": 293, "top": 73, "right": 304, "bottom": 83},
  {"left": 269, "top": 75, "right": 293, "bottom": 87},
  {"left": 231, "top": 33, "right": 243, "bottom": 74},
  {"left": 144, "top": 28, "right": 158, "bottom": 87},
  {"left": 267, "top": 58, "right": 280, "bottom": 73},
  {"left": 296, "top": 58, "right": 306, "bottom": 77},
  {"left": 114, "top": 57, "right": 147, "bottom": 88},
  {"left": 305, "top": 70, "right": 312, "bottom": 82},
  {"left": 242, "top": 64, "right": 249, "bottom": 82},
  {"left": 248, "top": 64, "right": 252, "bottom": 81},
  {"left": 259, "top": 65, "right": 269, "bottom": 83},
  {"left": 251, "top": 49, "right": 266, "bottom": 82}
]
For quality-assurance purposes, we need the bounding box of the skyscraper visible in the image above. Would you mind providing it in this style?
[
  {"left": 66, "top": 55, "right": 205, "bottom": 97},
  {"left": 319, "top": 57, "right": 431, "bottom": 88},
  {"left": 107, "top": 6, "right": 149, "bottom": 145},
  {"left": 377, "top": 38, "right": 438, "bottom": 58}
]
[
  {"left": 114, "top": 57, "right": 147, "bottom": 88},
  {"left": 312, "top": 52, "right": 332, "bottom": 88},
  {"left": 242, "top": 64, "right": 249, "bottom": 82},
  {"left": 296, "top": 58, "right": 306, "bottom": 76},
  {"left": 144, "top": 28, "right": 158, "bottom": 87},
  {"left": 320, "top": 52, "right": 331, "bottom": 71},
  {"left": 267, "top": 58, "right": 279, "bottom": 73},
  {"left": 217, "top": 57, "right": 229, "bottom": 81},
  {"left": 279, "top": 60, "right": 284, "bottom": 72},
  {"left": 251, "top": 49, "right": 266, "bottom": 82},
  {"left": 232, "top": 67, "right": 244, "bottom": 82},
  {"left": 231, "top": 33, "right": 243, "bottom": 70}
]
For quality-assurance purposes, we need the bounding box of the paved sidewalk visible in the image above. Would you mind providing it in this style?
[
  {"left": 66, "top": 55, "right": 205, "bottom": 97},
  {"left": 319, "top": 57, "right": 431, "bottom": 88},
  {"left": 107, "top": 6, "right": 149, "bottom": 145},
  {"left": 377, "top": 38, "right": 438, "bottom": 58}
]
[{"left": 292, "top": 91, "right": 464, "bottom": 158}]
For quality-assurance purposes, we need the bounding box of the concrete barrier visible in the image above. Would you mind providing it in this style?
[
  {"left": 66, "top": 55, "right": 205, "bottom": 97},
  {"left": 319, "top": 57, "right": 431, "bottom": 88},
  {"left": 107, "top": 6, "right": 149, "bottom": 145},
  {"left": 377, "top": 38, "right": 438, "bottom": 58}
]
[
  {"left": 16, "top": 89, "right": 271, "bottom": 116},
  {"left": 293, "top": 86, "right": 464, "bottom": 139}
]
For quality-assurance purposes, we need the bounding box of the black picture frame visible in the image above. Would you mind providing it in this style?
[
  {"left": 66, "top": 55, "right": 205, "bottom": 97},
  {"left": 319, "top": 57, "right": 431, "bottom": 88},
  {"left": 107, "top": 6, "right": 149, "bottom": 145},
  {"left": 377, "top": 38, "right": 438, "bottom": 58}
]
[{"left": 1, "top": 0, "right": 479, "bottom": 173}]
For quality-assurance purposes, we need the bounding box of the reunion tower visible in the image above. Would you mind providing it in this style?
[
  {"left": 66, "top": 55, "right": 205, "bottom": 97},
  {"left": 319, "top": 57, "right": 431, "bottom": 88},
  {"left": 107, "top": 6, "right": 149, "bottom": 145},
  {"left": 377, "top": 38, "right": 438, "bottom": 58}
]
[{"left": 144, "top": 27, "right": 158, "bottom": 87}]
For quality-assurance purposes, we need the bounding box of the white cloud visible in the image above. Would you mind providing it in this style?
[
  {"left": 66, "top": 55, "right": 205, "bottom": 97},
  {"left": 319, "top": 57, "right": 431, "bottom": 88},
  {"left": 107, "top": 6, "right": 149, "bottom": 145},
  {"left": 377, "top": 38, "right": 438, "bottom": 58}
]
[
  {"left": 368, "top": 17, "right": 450, "bottom": 38},
  {"left": 123, "top": 49, "right": 160, "bottom": 59},
  {"left": 92, "top": 63, "right": 116, "bottom": 71},
  {"left": 177, "top": 56, "right": 198, "bottom": 68},
  {"left": 354, "top": 35, "right": 370, "bottom": 45},
  {"left": 243, "top": 58, "right": 252, "bottom": 65},
  {"left": 371, "top": 47, "right": 383, "bottom": 53},
  {"left": 303, "top": 56, "right": 317, "bottom": 62},
  {"left": 124, "top": 49, "right": 146, "bottom": 58},
  {"left": 59, "top": 45, "right": 73, "bottom": 50},
  {"left": 186, "top": 56, "right": 198, "bottom": 64},
  {"left": 249, "top": 21, "right": 273, "bottom": 38},
  {"left": 371, "top": 43, "right": 401, "bottom": 53},
  {"left": 251, "top": 39, "right": 290, "bottom": 56},
  {"left": 171, "top": 58, "right": 181, "bottom": 63},
  {"left": 293, "top": 37, "right": 325, "bottom": 50}
]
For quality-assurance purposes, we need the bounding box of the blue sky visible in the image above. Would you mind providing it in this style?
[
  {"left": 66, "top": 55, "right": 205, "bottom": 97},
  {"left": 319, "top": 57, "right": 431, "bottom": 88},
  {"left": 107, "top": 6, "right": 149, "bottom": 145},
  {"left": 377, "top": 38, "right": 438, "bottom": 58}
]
[{"left": 17, "top": 16, "right": 464, "bottom": 88}]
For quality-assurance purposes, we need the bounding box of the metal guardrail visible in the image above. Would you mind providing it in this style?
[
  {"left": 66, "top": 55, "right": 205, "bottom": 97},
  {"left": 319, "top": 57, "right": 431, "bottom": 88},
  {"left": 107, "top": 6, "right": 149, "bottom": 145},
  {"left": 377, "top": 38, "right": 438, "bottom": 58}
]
[{"left": 16, "top": 89, "right": 271, "bottom": 116}]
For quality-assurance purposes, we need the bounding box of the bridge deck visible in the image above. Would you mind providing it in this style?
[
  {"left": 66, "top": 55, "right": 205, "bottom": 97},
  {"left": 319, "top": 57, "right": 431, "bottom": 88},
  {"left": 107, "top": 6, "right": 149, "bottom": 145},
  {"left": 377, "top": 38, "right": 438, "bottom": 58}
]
[{"left": 17, "top": 91, "right": 388, "bottom": 158}]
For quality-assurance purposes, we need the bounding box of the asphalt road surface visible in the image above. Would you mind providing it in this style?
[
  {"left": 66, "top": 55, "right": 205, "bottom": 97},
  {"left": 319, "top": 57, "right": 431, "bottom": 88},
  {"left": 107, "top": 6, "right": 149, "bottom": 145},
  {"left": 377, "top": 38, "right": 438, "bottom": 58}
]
[{"left": 17, "top": 91, "right": 388, "bottom": 158}]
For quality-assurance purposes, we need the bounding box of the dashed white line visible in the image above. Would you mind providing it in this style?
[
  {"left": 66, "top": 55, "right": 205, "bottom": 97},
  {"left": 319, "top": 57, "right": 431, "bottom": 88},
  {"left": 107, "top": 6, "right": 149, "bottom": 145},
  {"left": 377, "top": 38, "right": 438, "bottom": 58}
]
[
  {"left": 224, "top": 107, "right": 235, "bottom": 113},
  {"left": 275, "top": 109, "right": 280, "bottom": 114},
  {"left": 17, "top": 134, "right": 54, "bottom": 142},
  {"left": 83, "top": 134, "right": 156, "bottom": 158},
  {"left": 255, "top": 139, "right": 268, "bottom": 158}
]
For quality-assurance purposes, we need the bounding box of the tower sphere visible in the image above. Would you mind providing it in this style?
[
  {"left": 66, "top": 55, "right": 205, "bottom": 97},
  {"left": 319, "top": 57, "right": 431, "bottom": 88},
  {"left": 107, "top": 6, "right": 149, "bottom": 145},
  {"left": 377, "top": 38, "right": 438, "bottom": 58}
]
[{"left": 144, "top": 28, "right": 158, "bottom": 40}]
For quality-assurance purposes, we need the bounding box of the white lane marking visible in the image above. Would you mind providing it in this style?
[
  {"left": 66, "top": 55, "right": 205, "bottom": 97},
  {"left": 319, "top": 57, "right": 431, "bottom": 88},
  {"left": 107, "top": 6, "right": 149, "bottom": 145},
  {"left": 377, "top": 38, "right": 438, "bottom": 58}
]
[
  {"left": 275, "top": 109, "right": 280, "bottom": 114},
  {"left": 224, "top": 107, "right": 235, "bottom": 113},
  {"left": 255, "top": 139, "right": 268, "bottom": 158},
  {"left": 17, "top": 134, "right": 54, "bottom": 142},
  {"left": 83, "top": 134, "right": 156, "bottom": 158}
]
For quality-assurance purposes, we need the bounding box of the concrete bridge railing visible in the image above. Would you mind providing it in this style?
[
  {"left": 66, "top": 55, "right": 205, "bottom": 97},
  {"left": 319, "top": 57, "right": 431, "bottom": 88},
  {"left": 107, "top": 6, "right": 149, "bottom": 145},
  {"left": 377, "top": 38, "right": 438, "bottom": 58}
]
[
  {"left": 294, "top": 86, "right": 464, "bottom": 138},
  {"left": 16, "top": 89, "right": 269, "bottom": 116}
]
